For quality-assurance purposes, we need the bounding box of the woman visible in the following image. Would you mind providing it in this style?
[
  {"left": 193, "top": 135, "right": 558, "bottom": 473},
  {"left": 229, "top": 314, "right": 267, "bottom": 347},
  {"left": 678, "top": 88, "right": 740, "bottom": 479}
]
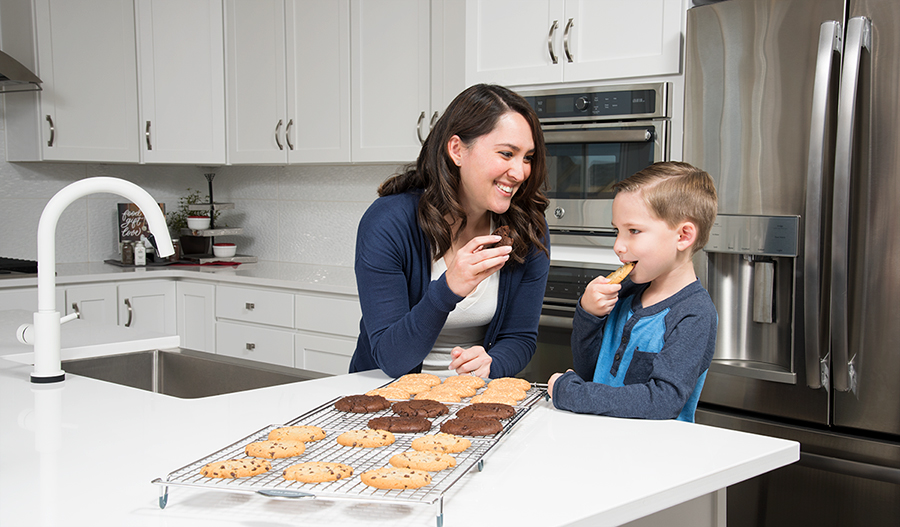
[{"left": 350, "top": 84, "right": 550, "bottom": 379}]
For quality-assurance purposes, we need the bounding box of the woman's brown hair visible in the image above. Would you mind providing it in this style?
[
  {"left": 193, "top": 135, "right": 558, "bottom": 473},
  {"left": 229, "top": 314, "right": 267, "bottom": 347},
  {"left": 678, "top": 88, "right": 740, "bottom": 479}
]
[{"left": 378, "top": 84, "right": 549, "bottom": 263}]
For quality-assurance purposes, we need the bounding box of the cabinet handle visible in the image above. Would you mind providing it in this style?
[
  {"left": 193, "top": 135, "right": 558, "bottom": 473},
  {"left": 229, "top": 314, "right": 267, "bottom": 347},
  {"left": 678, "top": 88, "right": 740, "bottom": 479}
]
[
  {"left": 124, "top": 298, "right": 133, "bottom": 327},
  {"left": 245, "top": 302, "right": 255, "bottom": 311},
  {"left": 145, "top": 121, "right": 152, "bottom": 151},
  {"left": 416, "top": 111, "right": 426, "bottom": 145},
  {"left": 246, "top": 343, "right": 256, "bottom": 351},
  {"left": 429, "top": 111, "right": 439, "bottom": 130},
  {"left": 548, "top": 20, "right": 559, "bottom": 64},
  {"left": 71, "top": 303, "right": 81, "bottom": 319},
  {"left": 275, "top": 119, "right": 284, "bottom": 150},
  {"left": 563, "top": 18, "right": 574, "bottom": 63},
  {"left": 285, "top": 118, "right": 294, "bottom": 150},
  {"left": 45, "top": 115, "right": 55, "bottom": 147}
]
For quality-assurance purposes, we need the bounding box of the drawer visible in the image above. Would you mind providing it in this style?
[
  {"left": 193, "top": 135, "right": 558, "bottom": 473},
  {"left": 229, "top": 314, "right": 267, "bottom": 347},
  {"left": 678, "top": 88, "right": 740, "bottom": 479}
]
[
  {"left": 217, "top": 285, "right": 294, "bottom": 328},
  {"left": 295, "top": 293, "right": 361, "bottom": 337},
  {"left": 295, "top": 333, "right": 355, "bottom": 375},
  {"left": 216, "top": 321, "right": 294, "bottom": 367}
]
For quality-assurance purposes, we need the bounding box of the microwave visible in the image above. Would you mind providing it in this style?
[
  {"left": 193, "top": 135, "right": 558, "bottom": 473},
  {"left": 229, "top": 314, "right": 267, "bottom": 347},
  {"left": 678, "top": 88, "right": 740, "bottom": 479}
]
[{"left": 520, "top": 83, "right": 671, "bottom": 247}]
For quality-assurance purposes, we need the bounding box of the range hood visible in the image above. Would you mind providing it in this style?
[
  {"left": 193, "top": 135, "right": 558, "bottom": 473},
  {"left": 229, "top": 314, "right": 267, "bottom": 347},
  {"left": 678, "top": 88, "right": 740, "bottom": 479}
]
[{"left": 0, "top": 49, "right": 41, "bottom": 93}]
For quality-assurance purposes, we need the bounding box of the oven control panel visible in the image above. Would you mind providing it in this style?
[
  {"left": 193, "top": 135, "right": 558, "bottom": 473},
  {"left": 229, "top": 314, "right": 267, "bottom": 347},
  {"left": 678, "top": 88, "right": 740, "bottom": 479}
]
[
  {"left": 544, "top": 264, "right": 611, "bottom": 307},
  {"left": 519, "top": 83, "right": 668, "bottom": 122}
]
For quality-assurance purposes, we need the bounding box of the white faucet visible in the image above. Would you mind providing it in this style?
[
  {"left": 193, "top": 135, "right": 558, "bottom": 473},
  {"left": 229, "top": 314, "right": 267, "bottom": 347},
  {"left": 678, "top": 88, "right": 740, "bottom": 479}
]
[{"left": 16, "top": 177, "right": 174, "bottom": 384}]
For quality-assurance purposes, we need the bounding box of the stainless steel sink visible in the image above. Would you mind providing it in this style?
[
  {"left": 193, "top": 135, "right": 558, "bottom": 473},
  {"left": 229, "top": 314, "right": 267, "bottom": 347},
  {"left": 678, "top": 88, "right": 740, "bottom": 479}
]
[{"left": 61, "top": 349, "right": 328, "bottom": 399}]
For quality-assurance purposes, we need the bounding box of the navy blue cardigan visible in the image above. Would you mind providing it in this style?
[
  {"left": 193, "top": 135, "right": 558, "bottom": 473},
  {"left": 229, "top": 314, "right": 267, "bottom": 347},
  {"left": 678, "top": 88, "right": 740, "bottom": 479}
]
[{"left": 350, "top": 191, "right": 550, "bottom": 378}]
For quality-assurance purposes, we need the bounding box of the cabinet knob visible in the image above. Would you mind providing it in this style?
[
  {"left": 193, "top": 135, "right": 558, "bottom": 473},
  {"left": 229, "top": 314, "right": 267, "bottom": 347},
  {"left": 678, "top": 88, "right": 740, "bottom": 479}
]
[
  {"left": 246, "top": 343, "right": 256, "bottom": 351},
  {"left": 245, "top": 302, "right": 255, "bottom": 310}
]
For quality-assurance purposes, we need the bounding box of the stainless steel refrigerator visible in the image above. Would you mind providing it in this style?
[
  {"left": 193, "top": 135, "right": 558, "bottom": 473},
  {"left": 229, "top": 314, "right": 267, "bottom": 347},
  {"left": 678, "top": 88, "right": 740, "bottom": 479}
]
[{"left": 683, "top": 0, "right": 900, "bottom": 525}]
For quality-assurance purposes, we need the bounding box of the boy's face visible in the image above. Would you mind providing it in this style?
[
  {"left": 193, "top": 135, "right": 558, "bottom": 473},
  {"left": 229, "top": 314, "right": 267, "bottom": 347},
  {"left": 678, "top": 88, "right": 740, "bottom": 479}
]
[{"left": 610, "top": 191, "right": 685, "bottom": 284}]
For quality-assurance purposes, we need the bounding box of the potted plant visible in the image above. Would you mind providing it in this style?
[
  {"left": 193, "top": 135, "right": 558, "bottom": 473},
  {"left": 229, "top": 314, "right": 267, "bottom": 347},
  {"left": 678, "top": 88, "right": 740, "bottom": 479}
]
[{"left": 167, "top": 189, "right": 220, "bottom": 256}]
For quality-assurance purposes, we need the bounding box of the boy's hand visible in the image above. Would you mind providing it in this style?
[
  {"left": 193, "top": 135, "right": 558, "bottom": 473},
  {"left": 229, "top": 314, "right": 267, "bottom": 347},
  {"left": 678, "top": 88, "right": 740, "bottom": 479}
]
[
  {"left": 580, "top": 275, "right": 622, "bottom": 317},
  {"left": 547, "top": 369, "right": 573, "bottom": 398}
]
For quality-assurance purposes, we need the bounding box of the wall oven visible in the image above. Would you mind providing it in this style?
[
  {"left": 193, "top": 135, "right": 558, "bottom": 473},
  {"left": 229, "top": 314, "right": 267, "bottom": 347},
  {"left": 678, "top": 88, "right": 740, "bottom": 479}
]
[
  {"left": 519, "top": 82, "right": 672, "bottom": 247},
  {"left": 516, "top": 83, "right": 672, "bottom": 383}
]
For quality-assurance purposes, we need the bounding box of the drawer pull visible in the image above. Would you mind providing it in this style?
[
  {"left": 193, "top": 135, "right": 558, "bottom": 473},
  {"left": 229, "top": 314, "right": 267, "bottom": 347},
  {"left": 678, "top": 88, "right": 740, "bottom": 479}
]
[
  {"left": 246, "top": 343, "right": 256, "bottom": 351},
  {"left": 245, "top": 302, "right": 255, "bottom": 310}
]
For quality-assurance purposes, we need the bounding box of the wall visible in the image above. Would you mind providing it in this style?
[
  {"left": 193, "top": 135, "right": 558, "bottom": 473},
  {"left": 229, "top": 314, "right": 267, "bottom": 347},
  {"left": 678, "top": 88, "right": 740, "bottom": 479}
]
[{"left": 0, "top": 102, "right": 403, "bottom": 268}]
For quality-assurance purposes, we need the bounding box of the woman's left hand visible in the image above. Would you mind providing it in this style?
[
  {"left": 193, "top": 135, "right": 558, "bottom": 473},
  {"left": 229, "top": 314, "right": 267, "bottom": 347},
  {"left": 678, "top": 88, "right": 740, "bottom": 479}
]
[{"left": 449, "top": 345, "right": 492, "bottom": 378}]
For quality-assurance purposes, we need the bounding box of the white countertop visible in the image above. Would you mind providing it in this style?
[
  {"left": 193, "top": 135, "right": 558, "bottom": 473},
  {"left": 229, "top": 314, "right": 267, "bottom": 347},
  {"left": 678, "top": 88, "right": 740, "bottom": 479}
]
[
  {"left": 0, "top": 260, "right": 359, "bottom": 295},
  {"left": 0, "top": 346, "right": 799, "bottom": 527}
]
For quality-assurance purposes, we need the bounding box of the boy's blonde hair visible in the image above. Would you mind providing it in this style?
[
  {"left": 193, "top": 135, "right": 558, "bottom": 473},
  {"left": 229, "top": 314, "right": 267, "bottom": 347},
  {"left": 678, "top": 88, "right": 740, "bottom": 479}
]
[{"left": 613, "top": 161, "right": 717, "bottom": 254}]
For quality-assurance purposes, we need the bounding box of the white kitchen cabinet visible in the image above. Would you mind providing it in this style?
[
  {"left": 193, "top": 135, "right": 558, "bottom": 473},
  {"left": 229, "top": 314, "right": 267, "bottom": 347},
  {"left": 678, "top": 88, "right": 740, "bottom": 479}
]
[
  {"left": 117, "top": 280, "right": 176, "bottom": 334},
  {"left": 0, "top": 0, "right": 140, "bottom": 162},
  {"left": 350, "top": 0, "right": 432, "bottom": 163},
  {"left": 465, "top": 0, "right": 685, "bottom": 86},
  {"left": 224, "top": 0, "right": 350, "bottom": 164},
  {"left": 135, "top": 0, "right": 226, "bottom": 164},
  {"left": 175, "top": 281, "right": 215, "bottom": 353},
  {"left": 216, "top": 285, "right": 294, "bottom": 328},
  {"left": 65, "top": 283, "right": 118, "bottom": 326},
  {"left": 64, "top": 280, "right": 174, "bottom": 334},
  {"left": 293, "top": 292, "right": 360, "bottom": 375},
  {"left": 216, "top": 321, "right": 295, "bottom": 367},
  {"left": 0, "top": 286, "right": 63, "bottom": 314}
]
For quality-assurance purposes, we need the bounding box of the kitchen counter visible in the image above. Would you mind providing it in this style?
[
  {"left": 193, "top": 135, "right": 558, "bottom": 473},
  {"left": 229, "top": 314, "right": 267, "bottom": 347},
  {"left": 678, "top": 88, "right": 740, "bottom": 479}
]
[
  {"left": 0, "top": 261, "right": 359, "bottom": 295},
  {"left": 0, "top": 347, "right": 798, "bottom": 527}
]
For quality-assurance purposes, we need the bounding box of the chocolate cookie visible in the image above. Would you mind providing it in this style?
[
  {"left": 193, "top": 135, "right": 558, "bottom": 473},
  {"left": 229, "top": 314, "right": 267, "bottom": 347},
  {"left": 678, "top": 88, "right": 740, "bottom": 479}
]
[
  {"left": 490, "top": 225, "right": 513, "bottom": 248},
  {"left": 456, "top": 402, "right": 516, "bottom": 420},
  {"left": 367, "top": 415, "right": 432, "bottom": 433},
  {"left": 334, "top": 394, "right": 391, "bottom": 413},
  {"left": 439, "top": 417, "right": 503, "bottom": 436},
  {"left": 392, "top": 399, "right": 449, "bottom": 418}
]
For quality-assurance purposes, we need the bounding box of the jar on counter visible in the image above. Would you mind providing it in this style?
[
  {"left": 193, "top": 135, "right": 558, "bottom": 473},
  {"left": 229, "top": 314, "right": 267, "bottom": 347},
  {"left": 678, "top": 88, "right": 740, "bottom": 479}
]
[
  {"left": 121, "top": 242, "right": 134, "bottom": 265},
  {"left": 134, "top": 243, "right": 146, "bottom": 266}
]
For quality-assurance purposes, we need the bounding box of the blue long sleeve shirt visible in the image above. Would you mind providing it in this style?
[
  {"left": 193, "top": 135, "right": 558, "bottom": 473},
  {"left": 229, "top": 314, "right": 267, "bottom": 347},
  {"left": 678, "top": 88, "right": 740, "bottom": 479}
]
[
  {"left": 350, "top": 191, "right": 550, "bottom": 378},
  {"left": 552, "top": 279, "right": 717, "bottom": 422}
]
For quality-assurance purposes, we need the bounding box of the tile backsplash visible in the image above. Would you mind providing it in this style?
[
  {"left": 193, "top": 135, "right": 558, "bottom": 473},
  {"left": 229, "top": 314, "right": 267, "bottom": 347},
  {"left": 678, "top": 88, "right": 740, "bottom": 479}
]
[{"left": 0, "top": 109, "right": 404, "bottom": 268}]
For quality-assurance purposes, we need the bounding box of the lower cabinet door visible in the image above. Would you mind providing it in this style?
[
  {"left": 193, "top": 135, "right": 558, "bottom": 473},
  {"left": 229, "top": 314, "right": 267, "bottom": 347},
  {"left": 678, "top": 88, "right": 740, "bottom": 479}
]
[
  {"left": 216, "top": 321, "right": 294, "bottom": 367},
  {"left": 295, "top": 332, "right": 355, "bottom": 375}
]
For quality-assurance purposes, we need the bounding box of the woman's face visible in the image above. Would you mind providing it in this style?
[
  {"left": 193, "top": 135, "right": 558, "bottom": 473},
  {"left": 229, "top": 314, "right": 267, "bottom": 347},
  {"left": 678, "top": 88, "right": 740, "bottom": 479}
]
[{"left": 450, "top": 111, "right": 535, "bottom": 217}]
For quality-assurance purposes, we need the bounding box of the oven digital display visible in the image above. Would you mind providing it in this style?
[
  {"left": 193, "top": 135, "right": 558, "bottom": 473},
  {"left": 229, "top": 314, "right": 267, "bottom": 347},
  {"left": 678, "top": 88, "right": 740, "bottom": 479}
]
[{"left": 528, "top": 89, "right": 656, "bottom": 119}]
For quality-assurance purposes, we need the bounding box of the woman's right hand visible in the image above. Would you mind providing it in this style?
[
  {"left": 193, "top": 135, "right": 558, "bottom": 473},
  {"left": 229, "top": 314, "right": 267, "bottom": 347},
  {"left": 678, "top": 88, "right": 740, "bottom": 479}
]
[{"left": 444, "top": 234, "right": 511, "bottom": 297}]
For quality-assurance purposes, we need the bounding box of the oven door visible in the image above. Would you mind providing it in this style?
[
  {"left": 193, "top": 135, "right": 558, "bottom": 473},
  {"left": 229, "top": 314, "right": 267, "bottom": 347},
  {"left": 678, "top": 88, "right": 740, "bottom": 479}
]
[
  {"left": 518, "top": 261, "right": 616, "bottom": 383},
  {"left": 544, "top": 119, "right": 669, "bottom": 234}
]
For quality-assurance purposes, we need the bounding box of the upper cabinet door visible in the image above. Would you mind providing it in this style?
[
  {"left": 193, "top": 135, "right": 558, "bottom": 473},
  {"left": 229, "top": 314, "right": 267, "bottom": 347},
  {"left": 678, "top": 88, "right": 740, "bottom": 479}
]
[
  {"left": 561, "top": 0, "right": 684, "bottom": 81},
  {"left": 464, "top": 0, "right": 684, "bottom": 87},
  {"left": 224, "top": 0, "right": 289, "bottom": 165},
  {"left": 465, "top": 0, "right": 565, "bottom": 86},
  {"left": 350, "top": 0, "right": 431, "bottom": 163},
  {"left": 136, "top": 0, "right": 226, "bottom": 165},
  {"left": 287, "top": 0, "right": 351, "bottom": 163},
  {"left": 33, "top": 0, "right": 140, "bottom": 162}
]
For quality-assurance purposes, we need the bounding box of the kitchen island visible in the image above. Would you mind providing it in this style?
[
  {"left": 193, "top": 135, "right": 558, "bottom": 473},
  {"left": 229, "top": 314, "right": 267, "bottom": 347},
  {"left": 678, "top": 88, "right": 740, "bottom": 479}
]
[{"left": 0, "top": 343, "right": 797, "bottom": 527}]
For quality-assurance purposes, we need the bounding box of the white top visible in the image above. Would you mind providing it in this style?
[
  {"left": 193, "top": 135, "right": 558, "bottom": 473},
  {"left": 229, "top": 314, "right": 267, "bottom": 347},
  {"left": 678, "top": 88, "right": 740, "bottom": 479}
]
[{"left": 422, "top": 257, "right": 498, "bottom": 376}]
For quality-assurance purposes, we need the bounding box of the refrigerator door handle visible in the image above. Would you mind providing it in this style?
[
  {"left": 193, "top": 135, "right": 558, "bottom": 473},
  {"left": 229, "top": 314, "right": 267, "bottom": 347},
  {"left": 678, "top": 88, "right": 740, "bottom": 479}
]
[
  {"left": 803, "top": 20, "right": 843, "bottom": 389},
  {"left": 831, "top": 16, "right": 871, "bottom": 394}
]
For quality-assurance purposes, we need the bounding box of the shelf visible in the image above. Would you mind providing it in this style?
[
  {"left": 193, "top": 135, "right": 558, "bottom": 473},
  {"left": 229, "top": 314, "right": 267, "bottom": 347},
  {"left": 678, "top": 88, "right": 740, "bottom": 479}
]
[
  {"left": 180, "top": 227, "right": 243, "bottom": 237},
  {"left": 188, "top": 202, "right": 234, "bottom": 211}
]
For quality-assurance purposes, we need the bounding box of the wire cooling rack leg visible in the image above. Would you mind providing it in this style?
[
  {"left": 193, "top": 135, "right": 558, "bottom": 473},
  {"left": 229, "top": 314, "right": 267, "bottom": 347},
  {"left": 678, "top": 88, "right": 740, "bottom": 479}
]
[
  {"left": 436, "top": 496, "right": 444, "bottom": 527},
  {"left": 159, "top": 486, "right": 169, "bottom": 509}
]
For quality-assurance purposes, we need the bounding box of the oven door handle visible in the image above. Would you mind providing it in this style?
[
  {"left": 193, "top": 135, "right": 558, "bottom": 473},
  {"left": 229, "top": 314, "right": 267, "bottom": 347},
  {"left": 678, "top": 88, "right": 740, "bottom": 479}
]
[
  {"left": 544, "top": 129, "right": 652, "bottom": 144},
  {"left": 540, "top": 313, "right": 574, "bottom": 329}
]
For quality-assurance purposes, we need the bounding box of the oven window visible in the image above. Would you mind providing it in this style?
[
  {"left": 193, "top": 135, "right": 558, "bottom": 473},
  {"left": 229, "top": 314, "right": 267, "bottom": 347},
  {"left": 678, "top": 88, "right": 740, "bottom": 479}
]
[{"left": 547, "top": 137, "right": 655, "bottom": 199}]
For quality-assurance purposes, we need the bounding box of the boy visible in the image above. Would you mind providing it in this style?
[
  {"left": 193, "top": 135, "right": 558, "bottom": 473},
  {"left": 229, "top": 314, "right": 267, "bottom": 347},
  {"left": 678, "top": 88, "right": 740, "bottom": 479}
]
[{"left": 548, "top": 161, "right": 718, "bottom": 422}]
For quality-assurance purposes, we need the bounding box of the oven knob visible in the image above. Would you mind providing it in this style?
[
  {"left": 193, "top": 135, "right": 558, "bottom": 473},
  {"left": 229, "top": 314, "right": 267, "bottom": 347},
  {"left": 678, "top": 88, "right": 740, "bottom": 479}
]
[
  {"left": 554, "top": 206, "right": 565, "bottom": 219},
  {"left": 575, "top": 96, "right": 590, "bottom": 111}
]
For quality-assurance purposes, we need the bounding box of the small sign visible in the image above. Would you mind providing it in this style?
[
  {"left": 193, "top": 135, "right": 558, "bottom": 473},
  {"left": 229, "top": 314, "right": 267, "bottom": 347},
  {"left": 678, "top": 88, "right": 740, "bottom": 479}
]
[{"left": 118, "top": 203, "right": 165, "bottom": 243}]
